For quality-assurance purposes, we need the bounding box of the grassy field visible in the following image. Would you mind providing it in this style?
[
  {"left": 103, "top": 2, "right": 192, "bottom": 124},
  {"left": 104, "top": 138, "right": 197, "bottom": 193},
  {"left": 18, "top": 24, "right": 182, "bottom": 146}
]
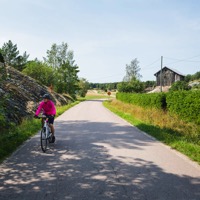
[
  {"left": 0, "top": 101, "right": 79, "bottom": 163},
  {"left": 82, "top": 90, "right": 115, "bottom": 100},
  {"left": 103, "top": 99, "right": 200, "bottom": 164}
]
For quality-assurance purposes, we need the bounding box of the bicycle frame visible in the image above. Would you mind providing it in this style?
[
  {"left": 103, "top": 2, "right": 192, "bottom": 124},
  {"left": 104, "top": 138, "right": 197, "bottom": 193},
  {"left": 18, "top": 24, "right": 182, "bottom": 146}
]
[
  {"left": 43, "top": 118, "right": 51, "bottom": 139},
  {"left": 40, "top": 115, "right": 52, "bottom": 152}
]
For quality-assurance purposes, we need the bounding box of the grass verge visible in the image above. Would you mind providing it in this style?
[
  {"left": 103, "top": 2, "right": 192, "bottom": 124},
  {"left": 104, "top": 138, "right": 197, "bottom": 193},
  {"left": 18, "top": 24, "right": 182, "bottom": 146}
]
[
  {"left": 103, "top": 99, "right": 200, "bottom": 164},
  {"left": 84, "top": 95, "right": 112, "bottom": 100},
  {"left": 86, "top": 95, "right": 107, "bottom": 100},
  {"left": 0, "top": 101, "right": 79, "bottom": 163}
]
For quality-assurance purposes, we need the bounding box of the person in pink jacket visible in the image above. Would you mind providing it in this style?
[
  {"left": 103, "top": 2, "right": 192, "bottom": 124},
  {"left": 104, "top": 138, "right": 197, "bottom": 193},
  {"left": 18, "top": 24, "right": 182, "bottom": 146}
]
[{"left": 35, "top": 94, "right": 56, "bottom": 143}]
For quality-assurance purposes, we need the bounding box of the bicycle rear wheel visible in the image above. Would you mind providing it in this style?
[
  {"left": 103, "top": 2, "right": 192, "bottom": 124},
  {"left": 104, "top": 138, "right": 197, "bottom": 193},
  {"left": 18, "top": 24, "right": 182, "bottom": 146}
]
[
  {"left": 48, "top": 134, "right": 53, "bottom": 143},
  {"left": 40, "top": 128, "right": 47, "bottom": 152}
]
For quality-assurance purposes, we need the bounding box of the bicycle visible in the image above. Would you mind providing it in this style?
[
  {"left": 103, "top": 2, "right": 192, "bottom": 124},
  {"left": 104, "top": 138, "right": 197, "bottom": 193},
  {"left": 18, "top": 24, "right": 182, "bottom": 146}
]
[{"left": 38, "top": 115, "right": 53, "bottom": 152}]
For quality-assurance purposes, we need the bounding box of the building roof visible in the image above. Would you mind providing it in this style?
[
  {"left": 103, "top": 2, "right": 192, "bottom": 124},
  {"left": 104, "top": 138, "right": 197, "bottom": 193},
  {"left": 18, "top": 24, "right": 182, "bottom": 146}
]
[{"left": 154, "top": 66, "right": 185, "bottom": 76}]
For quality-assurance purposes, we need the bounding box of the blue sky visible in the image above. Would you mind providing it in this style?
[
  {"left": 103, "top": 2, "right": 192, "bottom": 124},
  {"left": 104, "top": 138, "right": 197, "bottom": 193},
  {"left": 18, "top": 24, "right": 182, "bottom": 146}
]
[{"left": 1, "top": 0, "right": 200, "bottom": 83}]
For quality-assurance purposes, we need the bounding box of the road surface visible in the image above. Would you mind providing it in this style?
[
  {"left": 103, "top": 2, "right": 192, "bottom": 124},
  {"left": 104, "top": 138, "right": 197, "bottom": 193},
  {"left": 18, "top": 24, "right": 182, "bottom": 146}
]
[{"left": 0, "top": 100, "right": 200, "bottom": 200}]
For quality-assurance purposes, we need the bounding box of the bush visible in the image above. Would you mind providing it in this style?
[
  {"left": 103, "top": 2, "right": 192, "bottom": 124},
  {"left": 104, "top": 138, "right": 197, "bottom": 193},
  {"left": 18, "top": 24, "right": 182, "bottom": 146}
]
[
  {"left": 116, "top": 92, "right": 166, "bottom": 110},
  {"left": 166, "top": 90, "right": 200, "bottom": 124},
  {"left": 117, "top": 80, "right": 144, "bottom": 93},
  {"left": 117, "top": 90, "right": 200, "bottom": 125},
  {"left": 169, "top": 81, "right": 191, "bottom": 92}
]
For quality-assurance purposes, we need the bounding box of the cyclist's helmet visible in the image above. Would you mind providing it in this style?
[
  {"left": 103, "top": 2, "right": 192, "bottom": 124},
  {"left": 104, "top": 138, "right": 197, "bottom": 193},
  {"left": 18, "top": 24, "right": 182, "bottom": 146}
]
[{"left": 43, "top": 94, "right": 50, "bottom": 99}]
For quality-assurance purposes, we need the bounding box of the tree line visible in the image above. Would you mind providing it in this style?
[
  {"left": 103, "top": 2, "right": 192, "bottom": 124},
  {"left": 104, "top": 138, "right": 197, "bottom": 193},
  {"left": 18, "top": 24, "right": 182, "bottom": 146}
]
[
  {"left": 1, "top": 40, "right": 199, "bottom": 96},
  {"left": 0, "top": 41, "right": 155, "bottom": 96},
  {"left": 0, "top": 40, "right": 89, "bottom": 98},
  {"left": 90, "top": 58, "right": 200, "bottom": 93},
  {"left": 89, "top": 81, "right": 156, "bottom": 92}
]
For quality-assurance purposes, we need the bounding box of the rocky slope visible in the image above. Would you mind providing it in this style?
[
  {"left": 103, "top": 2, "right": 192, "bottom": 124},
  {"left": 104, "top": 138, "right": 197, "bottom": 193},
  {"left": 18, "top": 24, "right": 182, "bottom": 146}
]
[{"left": 0, "top": 63, "right": 71, "bottom": 126}]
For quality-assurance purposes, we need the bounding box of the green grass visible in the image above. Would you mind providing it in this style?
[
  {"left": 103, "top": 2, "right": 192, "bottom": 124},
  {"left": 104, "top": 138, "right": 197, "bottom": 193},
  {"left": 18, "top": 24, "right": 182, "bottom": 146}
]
[
  {"left": 103, "top": 100, "right": 200, "bottom": 164},
  {"left": 81, "top": 93, "right": 114, "bottom": 101},
  {"left": 56, "top": 101, "right": 79, "bottom": 116},
  {"left": 84, "top": 95, "right": 112, "bottom": 100},
  {"left": 0, "top": 101, "right": 80, "bottom": 163}
]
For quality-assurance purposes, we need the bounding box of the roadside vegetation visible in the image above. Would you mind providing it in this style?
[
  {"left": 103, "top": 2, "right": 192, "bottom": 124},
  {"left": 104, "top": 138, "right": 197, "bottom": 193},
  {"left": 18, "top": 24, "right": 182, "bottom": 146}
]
[
  {"left": 103, "top": 59, "right": 200, "bottom": 164},
  {"left": 1, "top": 39, "right": 200, "bottom": 166},
  {"left": 0, "top": 102, "right": 79, "bottom": 163},
  {"left": 79, "top": 90, "right": 115, "bottom": 100},
  {"left": 0, "top": 40, "right": 88, "bottom": 98},
  {"left": 0, "top": 40, "right": 89, "bottom": 163},
  {"left": 104, "top": 99, "right": 200, "bottom": 164}
]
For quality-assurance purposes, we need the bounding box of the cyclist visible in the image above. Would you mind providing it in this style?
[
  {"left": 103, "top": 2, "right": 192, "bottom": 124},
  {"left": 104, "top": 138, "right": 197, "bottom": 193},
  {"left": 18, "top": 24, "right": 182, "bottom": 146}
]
[{"left": 34, "top": 94, "right": 56, "bottom": 143}]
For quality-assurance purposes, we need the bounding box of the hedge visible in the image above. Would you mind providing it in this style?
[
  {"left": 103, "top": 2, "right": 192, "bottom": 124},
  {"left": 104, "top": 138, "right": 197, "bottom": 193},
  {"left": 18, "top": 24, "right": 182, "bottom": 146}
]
[
  {"left": 117, "top": 91, "right": 200, "bottom": 125},
  {"left": 116, "top": 92, "right": 167, "bottom": 110},
  {"left": 166, "top": 90, "right": 200, "bottom": 125}
]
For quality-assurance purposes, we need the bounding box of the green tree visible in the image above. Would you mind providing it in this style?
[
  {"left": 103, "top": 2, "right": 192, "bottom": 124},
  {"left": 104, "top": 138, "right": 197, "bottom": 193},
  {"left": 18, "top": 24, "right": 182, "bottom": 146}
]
[
  {"left": 0, "top": 50, "right": 6, "bottom": 82},
  {"left": 117, "top": 80, "right": 144, "bottom": 93},
  {"left": 23, "top": 60, "right": 54, "bottom": 86},
  {"left": 44, "top": 42, "right": 73, "bottom": 68},
  {"left": 0, "top": 49, "right": 5, "bottom": 63},
  {"left": 144, "top": 80, "right": 156, "bottom": 88},
  {"left": 1, "top": 40, "right": 29, "bottom": 71},
  {"left": 123, "top": 58, "right": 142, "bottom": 82},
  {"left": 193, "top": 71, "right": 200, "bottom": 80},
  {"left": 118, "top": 58, "right": 144, "bottom": 93},
  {"left": 78, "top": 78, "right": 89, "bottom": 97},
  {"left": 43, "top": 42, "right": 80, "bottom": 96},
  {"left": 184, "top": 74, "right": 192, "bottom": 82},
  {"left": 55, "top": 61, "right": 79, "bottom": 97},
  {"left": 169, "top": 81, "right": 191, "bottom": 92},
  {"left": 185, "top": 71, "right": 200, "bottom": 82}
]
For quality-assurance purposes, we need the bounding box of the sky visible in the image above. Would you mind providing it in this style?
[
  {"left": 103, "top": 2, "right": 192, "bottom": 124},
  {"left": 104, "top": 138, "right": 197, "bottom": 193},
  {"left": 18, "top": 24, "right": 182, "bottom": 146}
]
[{"left": 0, "top": 0, "right": 200, "bottom": 83}]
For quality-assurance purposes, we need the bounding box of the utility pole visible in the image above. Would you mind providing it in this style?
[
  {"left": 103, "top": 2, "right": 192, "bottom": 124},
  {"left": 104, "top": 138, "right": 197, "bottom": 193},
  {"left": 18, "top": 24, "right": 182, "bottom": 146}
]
[{"left": 160, "top": 56, "right": 163, "bottom": 92}]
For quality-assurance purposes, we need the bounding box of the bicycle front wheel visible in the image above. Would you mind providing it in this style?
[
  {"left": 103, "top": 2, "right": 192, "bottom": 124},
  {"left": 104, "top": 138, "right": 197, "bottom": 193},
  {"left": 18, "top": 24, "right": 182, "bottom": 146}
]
[{"left": 40, "top": 128, "right": 47, "bottom": 152}]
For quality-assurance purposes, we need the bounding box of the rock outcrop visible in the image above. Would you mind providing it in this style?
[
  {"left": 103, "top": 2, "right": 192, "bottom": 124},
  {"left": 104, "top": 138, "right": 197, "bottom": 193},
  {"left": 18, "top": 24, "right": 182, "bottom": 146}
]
[
  {"left": 0, "top": 64, "right": 71, "bottom": 125},
  {"left": 0, "top": 62, "right": 7, "bottom": 81}
]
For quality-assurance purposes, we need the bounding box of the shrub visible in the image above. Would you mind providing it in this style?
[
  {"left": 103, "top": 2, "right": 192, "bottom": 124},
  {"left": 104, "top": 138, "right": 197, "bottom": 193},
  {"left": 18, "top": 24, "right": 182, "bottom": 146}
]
[
  {"left": 117, "top": 80, "right": 144, "bottom": 93},
  {"left": 169, "top": 81, "right": 191, "bottom": 92},
  {"left": 117, "top": 91, "right": 200, "bottom": 125},
  {"left": 166, "top": 90, "right": 200, "bottom": 125},
  {"left": 116, "top": 92, "right": 166, "bottom": 110}
]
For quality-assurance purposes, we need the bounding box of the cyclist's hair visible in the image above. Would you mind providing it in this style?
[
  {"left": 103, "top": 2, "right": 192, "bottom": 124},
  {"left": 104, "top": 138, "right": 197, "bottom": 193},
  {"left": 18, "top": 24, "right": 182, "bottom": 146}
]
[{"left": 43, "top": 94, "right": 50, "bottom": 99}]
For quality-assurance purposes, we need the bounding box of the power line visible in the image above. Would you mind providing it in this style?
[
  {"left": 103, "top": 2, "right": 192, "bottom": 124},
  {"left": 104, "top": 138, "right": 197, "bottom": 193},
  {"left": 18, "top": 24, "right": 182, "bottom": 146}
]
[
  {"left": 164, "top": 54, "right": 200, "bottom": 65},
  {"left": 141, "top": 58, "right": 160, "bottom": 71},
  {"left": 87, "top": 54, "right": 200, "bottom": 82}
]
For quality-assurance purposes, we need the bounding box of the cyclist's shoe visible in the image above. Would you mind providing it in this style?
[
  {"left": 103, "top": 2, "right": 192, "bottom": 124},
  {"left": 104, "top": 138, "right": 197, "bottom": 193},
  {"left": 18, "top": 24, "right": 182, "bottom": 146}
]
[{"left": 51, "top": 136, "right": 55, "bottom": 143}]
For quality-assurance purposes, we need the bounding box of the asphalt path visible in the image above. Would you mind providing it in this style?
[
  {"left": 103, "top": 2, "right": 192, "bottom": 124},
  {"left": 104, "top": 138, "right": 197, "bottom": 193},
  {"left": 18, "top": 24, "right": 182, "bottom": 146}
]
[{"left": 0, "top": 100, "right": 200, "bottom": 200}]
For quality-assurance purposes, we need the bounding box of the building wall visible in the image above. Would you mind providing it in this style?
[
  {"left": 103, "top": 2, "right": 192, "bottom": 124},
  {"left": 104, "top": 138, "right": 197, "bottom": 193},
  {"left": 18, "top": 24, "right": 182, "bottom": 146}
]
[{"left": 155, "top": 68, "right": 184, "bottom": 86}]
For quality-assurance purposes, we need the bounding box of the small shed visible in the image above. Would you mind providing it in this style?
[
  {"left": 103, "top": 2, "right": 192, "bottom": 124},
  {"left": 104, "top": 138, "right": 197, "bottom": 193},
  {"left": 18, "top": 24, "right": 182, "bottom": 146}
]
[{"left": 154, "top": 66, "right": 185, "bottom": 86}]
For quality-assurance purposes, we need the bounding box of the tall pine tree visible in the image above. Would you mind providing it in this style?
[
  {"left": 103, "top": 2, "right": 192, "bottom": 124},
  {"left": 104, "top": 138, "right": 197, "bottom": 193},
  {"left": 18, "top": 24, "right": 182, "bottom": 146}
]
[{"left": 1, "top": 40, "right": 29, "bottom": 71}]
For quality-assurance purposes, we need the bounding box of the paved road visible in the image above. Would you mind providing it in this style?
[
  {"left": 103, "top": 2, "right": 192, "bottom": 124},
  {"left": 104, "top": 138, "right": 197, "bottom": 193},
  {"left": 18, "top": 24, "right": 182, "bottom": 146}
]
[{"left": 0, "top": 100, "right": 200, "bottom": 200}]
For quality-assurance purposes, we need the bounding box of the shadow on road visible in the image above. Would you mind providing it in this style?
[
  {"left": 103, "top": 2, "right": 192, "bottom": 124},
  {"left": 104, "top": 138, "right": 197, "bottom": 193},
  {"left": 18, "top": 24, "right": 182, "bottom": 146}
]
[{"left": 0, "top": 120, "right": 200, "bottom": 200}]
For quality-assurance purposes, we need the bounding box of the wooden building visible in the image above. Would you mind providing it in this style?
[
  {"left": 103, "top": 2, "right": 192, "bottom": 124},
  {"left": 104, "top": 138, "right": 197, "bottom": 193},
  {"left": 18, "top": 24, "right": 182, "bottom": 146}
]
[{"left": 154, "top": 66, "right": 185, "bottom": 86}]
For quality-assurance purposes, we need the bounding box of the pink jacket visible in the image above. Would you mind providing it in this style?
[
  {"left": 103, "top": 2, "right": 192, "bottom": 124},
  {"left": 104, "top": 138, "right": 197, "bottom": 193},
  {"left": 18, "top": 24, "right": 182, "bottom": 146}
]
[{"left": 35, "top": 100, "right": 56, "bottom": 116}]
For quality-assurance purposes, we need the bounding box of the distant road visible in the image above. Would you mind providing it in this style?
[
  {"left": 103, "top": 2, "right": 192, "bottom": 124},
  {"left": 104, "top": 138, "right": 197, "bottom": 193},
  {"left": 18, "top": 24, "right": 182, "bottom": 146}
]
[{"left": 0, "top": 100, "right": 200, "bottom": 200}]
